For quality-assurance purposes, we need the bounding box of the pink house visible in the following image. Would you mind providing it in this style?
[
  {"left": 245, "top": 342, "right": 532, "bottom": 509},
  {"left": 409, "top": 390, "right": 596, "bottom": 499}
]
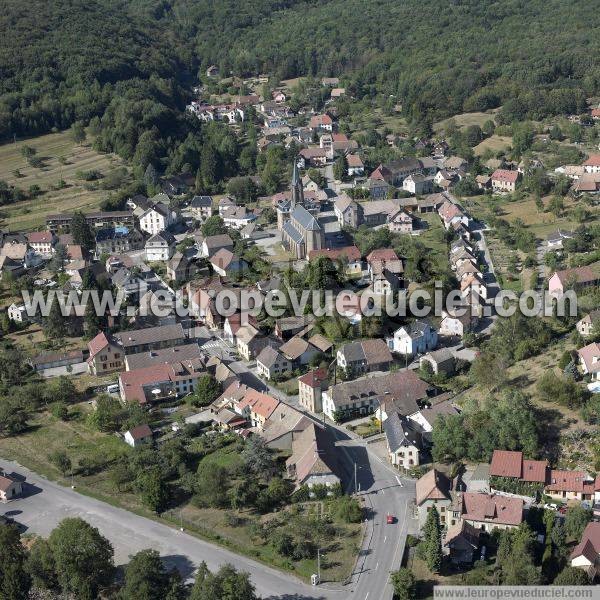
[{"left": 548, "top": 262, "right": 600, "bottom": 297}]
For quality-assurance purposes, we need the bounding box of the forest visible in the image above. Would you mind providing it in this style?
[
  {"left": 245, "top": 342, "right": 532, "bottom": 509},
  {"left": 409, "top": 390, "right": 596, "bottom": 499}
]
[{"left": 1, "top": 0, "right": 599, "bottom": 183}]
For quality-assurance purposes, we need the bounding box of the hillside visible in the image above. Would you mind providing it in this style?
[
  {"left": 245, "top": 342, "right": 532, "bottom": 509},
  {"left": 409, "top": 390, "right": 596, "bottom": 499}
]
[{"left": 1, "top": 1, "right": 599, "bottom": 141}]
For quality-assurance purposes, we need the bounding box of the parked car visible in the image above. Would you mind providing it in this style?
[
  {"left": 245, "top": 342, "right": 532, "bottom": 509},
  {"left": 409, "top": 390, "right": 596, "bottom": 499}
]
[
  {"left": 543, "top": 503, "right": 558, "bottom": 511},
  {"left": 386, "top": 514, "right": 395, "bottom": 524}
]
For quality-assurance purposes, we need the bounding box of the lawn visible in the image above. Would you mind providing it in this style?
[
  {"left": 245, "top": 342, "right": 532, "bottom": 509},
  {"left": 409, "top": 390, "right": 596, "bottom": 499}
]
[
  {"left": 474, "top": 135, "right": 512, "bottom": 156},
  {"left": 417, "top": 212, "right": 450, "bottom": 272},
  {"left": 434, "top": 111, "right": 497, "bottom": 133},
  {"left": 0, "top": 130, "right": 130, "bottom": 230}
]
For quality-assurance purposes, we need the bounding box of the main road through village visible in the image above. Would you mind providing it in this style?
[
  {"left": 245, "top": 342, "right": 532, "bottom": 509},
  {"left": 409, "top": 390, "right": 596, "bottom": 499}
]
[{"left": 0, "top": 425, "right": 414, "bottom": 600}]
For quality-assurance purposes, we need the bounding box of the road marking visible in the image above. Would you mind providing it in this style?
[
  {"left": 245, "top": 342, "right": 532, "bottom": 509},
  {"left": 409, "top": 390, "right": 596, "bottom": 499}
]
[
  {"left": 375, "top": 562, "right": 379, "bottom": 570},
  {"left": 395, "top": 476, "right": 403, "bottom": 486},
  {"left": 365, "top": 593, "right": 369, "bottom": 600},
  {"left": 384, "top": 535, "right": 387, "bottom": 543}
]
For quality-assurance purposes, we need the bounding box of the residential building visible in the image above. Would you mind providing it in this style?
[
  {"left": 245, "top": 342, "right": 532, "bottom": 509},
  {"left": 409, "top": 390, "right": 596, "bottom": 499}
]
[
  {"left": 0, "top": 473, "right": 22, "bottom": 502},
  {"left": 236, "top": 324, "right": 267, "bottom": 361},
  {"left": 577, "top": 310, "right": 600, "bottom": 336},
  {"left": 145, "top": 231, "right": 176, "bottom": 261},
  {"left": 166, "top": 253, "right": 191, "bottom": 282},
  {"left": 383, "top": 412, "right": 422, "bottom": 470},
  {"left": 403, "top": 173, "right": 433, "bottom": 195},
  {"left": 124, "top": 343, "right": 203, "bottom": 371},
  {"left": 489, "top": 450, "right": 548, "bottom": 486},
  {"left": 237, "top": 389, "right": 280, "bottom": 429},
  {"left": 583, "top": 155, "right": 600, "bottom": 174},
  {"left": 201, "top": 234, "right": 234, "bottom": 258},
  {"left": 548, "top": 262, "right": 600, "bottom": 297},
  {"left": 256, "top": 345, "right": 291, "bottom": 380},
  {"left": 387, "top": 321, "right": 438, "bottom": 356},
  {"left": 578, "top": 342, "right": 600, "bottom": 380},
  {"left": 308, "top": 246, "right": 363, "bottom": 276},
  {"left": 87, "top": 331, "right": 124, "bottom": 375},
  {"left": 420, "top": 349, "right": 455, "bottom": 375},
  {"left": 7, "top": 302, "right": 28, "bottom": 323},
  {"left": 491, "top": 169, "right": 520, "bottom": 193},
  {"left": 460, "top": 492, "right": 523, "bottom": 531},
  {"left": 46, "top": 211, "right": 134, "bottom": 233},
  {"left": 279, "top": 336, "right": 320, "bottom": 368},
  {"left": 346, "top": 154, "right": 364, "bottom": 177},
  {"left": 222, "top": 206, "right": 256, "bottom": 230},
  {"left": 388, "top": 210, "right": 414, "bottom": 234},
  {"left": 444, "top": 521, "right": 481, "bottom": 565},
  {"left": 570, "top": 522, "right": 600, "bottom": 579},
  {"left": 367, "top": 248, "right": 405, "bottom": 295},
  {"left": 415, "top": 469, "right": 455, "bottom": 529},
  {"left": 336, "top": 338, "right": 393, "bottom": 375},
  {"left": 322, "top": 370, "right": 428, "bottom": 421},
  {"left": 115, "top": 323, "right": 186, "bottom": 355},
  {"left": 95, "top": 227, "right": 143, "bottom": 255},
  {"left": 26, "top": 231, "right": 55, "bottom": 258},
  {"left": 440, "top": 305, "right": 477, "bottom": 338},
  {"left": 139, "top": 203, "right": 177, "bottom": 235},
  {"left": 189, "top": 196, "right": 213, "bottom": 220},
  {"left": 210, "top": 248, "right": 246, "bottom": 277},
  {"left": 309, "top": 114, "right": 333, "bottom": 132},
  {"left": 546, "top": 470, "right": 596, "bottom": 501},
  {"left": 286, "top": 423, "right": 341, "bottom": 491},
  {"left": 298, "top": 368, "right": 329, "bottom": 413},
  {"left": 124, "top": 424, "right": 153, "bottom": 447},
  {"left": 119, "top": 359, "right": 205, "bottom": 404}
]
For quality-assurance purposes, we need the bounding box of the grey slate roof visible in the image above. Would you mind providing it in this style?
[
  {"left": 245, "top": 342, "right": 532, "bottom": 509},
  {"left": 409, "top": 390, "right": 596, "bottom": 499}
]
[
  {"left": 291, "top": 204, "right": 321, "bottom": 231},
  {"left": 190, "top": 195, "right": 213, "bottom": 208},
  {"left": 282, "top": 220, "right": 304, "bottom": 244},
  {"left": 383, "top": 412, "right": 422, "bottom": 453}
]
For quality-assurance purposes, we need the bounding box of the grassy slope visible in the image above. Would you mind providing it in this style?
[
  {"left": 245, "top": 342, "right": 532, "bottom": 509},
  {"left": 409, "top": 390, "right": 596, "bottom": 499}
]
[{"left": 0, "top": 131, "right": 128, "bottom": 230}]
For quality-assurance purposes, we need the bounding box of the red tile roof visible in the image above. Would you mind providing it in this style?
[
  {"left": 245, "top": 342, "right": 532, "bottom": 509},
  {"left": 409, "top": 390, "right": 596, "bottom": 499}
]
[
  {"left": 491, "top": 169, "right": 519, "bottom": 183},
  {"left": 309, "top": 245, "right": 361, "bottom": 262},
  {"left": 489, "top": 450, "right": 522, "bottom": 478},
  {"left": 553, "top": 262, "right": 600, "bottom": 287},
  {"left": 366, "top": 248, "right": 399, "bottom": 263},
  {"left": 547, "top": 469, "right": 588, "bottom": 493},
  {"left": 87, "top": 331, "right": 112, "bottom": 359},
  {"left": 298, "top": 368, "right": 328, "bottom": 389},
  {"left": 415, "top": 469, "right": 452, "bottom": 505},
  {"left": 26, "top": 231, "right": 53, "bottom": 244},
  {"left": 571, "top": 522, "right": 600, "bottom": 561},
  {"left": 583, "top": 154, "right": 600, "bottom": 167},
  {"left": 238, "top": 389, "right": 279, "bottom": 420},
  {"left": 309, "top": 114, "right": 333, "bottom": 128},
  {"left": 522, "top": 459, "right": 548, "bottom": 483},
  {"left": 127, "top": 424, "right": 152, "bottom": 440},
  {"left": 461, "top": 492, "right": 523, "bottom": 527}
]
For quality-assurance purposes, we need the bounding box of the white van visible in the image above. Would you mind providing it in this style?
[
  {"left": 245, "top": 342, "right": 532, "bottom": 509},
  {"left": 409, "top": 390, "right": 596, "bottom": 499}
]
[{"left": 106, "top": 384, "right": 119, "bottom": 394}]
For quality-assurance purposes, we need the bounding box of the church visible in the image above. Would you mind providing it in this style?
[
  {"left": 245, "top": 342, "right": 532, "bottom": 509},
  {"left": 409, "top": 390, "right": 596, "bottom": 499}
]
[{"left": 277, "top": 161, "right": 325, "bottom": 259}]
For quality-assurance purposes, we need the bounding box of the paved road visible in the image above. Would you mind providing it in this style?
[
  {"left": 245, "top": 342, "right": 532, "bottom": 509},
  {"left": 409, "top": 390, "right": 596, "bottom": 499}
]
[{"left": 0, "top": 458, "right": 340, "bottom": 600}]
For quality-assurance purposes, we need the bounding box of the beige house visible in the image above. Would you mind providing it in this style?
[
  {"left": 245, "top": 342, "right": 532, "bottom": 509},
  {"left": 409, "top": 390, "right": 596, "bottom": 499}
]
[
  {"left": 236, "top": 324, "right": 267, "bottom": 361},
  {"left": 297, "top": 368, "right": 329, "bottom": 413},
  {"left": 415, "top": 469, "right": 455, "bottom": 529},
  {"left": 87, "top": 332, "right": 124, "bottom": 375},
  {"left": 383, "top": 412, "right": 421, "bottom": 470}
]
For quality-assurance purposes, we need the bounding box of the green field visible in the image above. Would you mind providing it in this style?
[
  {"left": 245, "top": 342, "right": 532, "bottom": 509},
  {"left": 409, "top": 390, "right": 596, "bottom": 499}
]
[
  {"left": 474, "top": 135, "right": 513, "bottom": 156},
  {"left": 434, "top": 111, "right": 498, "bottom": 133},
  {"left": 0, "top": 131, "right": 129, "bottom": 231}
]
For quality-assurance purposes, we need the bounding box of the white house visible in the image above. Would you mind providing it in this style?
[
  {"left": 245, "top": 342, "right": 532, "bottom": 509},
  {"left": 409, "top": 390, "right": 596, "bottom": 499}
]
[
  {"left": 124, "top": 424, "right": 153, "bottom": 448},
  {"left": 222, "top": 206, "right": 257, "bottom": 230},
  {"left": 387, "top": 321, "right": 438, "bottom": 356},
  {"left": 7, "top": 302, "right": 29, "bottom": 323},
  {"left": 139, "top": 203, "right": 177, "bottom": 235},
  {"left": 26, "top": 231, "right": 55, "bottom": 258},
  {"left": 145, "top": 232, "right": 175, "bottom": 262},
  {"left": 403, "top": 173, "right": 433, "bottom": 195}
]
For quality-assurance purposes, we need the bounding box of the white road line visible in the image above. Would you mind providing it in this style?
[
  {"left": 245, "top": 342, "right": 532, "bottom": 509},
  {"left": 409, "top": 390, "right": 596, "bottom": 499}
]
[
  {"left": 376, "top": 562, "right": 379, "bottom": 570},
  {"left": 365, "top": 593, "right": 369, "bottom": 600},
  {"left": 395, "top": 476, "right": 403, "bottom": 486},
  {"left": 384, "top": 535, "right": 387, "bottom": 543}
]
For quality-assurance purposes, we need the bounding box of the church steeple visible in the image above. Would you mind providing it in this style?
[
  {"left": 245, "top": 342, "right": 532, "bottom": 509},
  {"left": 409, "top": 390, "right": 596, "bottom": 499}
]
[{"left": 291, "top": 158, "right": 304, "bottom": 208}]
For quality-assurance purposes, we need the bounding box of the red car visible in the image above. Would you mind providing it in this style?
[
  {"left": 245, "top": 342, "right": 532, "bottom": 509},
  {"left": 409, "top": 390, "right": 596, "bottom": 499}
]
[{"left": 387, "top": 514, "right": 395, "bottom": 524}]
